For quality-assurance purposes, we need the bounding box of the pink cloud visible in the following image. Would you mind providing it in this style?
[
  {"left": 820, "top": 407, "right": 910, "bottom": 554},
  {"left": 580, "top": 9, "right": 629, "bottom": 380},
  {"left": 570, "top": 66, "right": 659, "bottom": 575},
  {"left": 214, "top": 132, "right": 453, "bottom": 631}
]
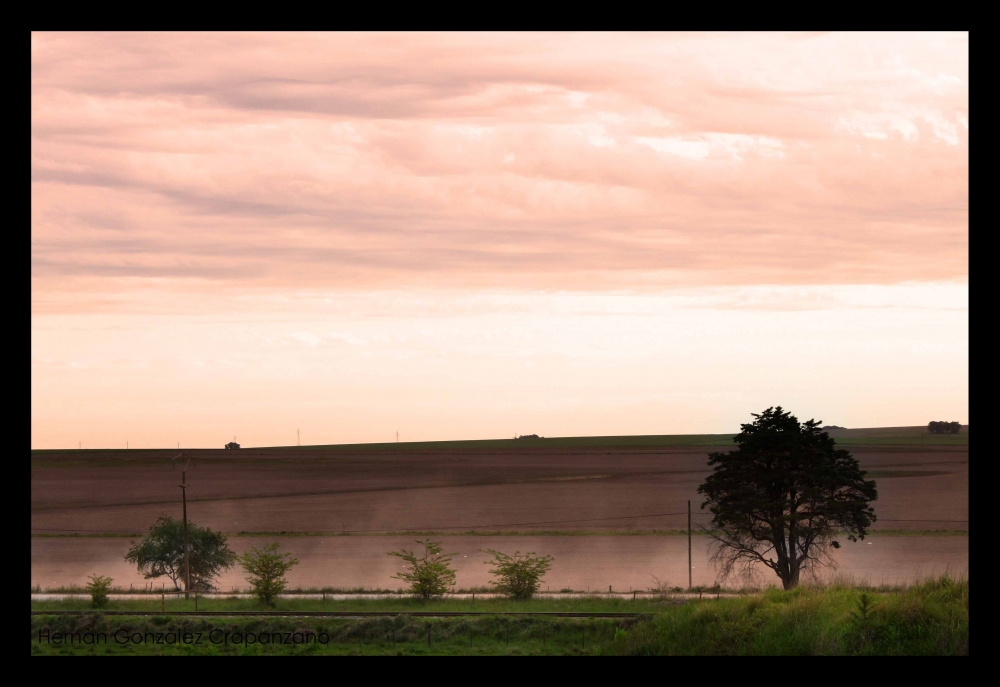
[{"left": 32, "top": 32, "right": 968, "bottom": 303}]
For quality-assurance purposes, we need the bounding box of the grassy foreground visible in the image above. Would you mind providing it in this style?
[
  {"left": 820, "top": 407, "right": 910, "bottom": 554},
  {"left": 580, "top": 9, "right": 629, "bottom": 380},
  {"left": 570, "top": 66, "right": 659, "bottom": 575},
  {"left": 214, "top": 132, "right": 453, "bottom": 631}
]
[
  {"left": 607, "top": 577, "right": 968, "bottom": 656},
  {"left": 31, "top": 578, "right": 967, "bottom": 655}
]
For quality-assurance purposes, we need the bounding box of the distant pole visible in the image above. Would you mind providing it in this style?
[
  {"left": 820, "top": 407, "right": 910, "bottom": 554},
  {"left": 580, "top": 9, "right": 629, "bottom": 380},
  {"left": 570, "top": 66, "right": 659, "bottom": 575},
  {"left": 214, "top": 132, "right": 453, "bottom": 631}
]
[
  {"left": 127, "top": 441, "right": 129, "bottom": 450},
  {"left": 297, "top": 429, "right": 300, "bottom": 446},
  {"left": 174, "top": 453, "right": 194, "bottom": 601},
  {"left": 181, "top": 467, "right": 191, "bottom": 599},
  {"left": 688, "top": 500, "right": 692, "bottom": 591},
  {"left": 78, "top": 441, "right": 81, "bottom": 450},
  {"left": 396, "top": 431, "right": 399, "bottom": 443}
]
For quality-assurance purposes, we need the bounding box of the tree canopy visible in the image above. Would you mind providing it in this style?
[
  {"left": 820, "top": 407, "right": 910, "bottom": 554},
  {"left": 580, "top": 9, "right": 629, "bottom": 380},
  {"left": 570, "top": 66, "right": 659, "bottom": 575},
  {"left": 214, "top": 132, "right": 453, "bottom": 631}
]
[
  {"left": 698, "top": 407, "right": 878, "bottom": 590},
  {"left": 124, "top": 516, "right": 237, "bottom": 591}
]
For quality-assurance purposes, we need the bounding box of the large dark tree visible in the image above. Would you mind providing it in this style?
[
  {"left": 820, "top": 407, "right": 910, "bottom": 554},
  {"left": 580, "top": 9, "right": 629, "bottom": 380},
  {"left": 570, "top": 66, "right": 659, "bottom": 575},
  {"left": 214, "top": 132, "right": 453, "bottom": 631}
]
[
  {"left": 698, "top": 407, "right": 877, "bottom": 590},
  {"left": 125, "top": 516, "right": 237, "bottom": 591}
]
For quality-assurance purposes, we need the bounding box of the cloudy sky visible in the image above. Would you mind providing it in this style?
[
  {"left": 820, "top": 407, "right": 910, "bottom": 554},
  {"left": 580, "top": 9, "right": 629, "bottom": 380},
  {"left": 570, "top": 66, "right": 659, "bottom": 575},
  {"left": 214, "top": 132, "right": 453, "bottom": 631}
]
[{"left": 31, "top": 32, "right": 968, "bottom": 449}]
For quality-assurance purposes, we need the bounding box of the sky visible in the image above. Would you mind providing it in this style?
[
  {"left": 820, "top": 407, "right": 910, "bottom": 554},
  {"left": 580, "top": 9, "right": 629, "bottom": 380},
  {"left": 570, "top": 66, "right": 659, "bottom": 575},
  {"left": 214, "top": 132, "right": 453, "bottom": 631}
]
[{"left": 30, "top": 32, "right": 968, "bottom": 449}]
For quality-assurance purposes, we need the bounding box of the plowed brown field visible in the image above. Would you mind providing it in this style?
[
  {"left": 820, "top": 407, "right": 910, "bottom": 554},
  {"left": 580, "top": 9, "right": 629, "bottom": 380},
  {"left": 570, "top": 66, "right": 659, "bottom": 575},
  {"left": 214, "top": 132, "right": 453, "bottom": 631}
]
[{"left": 30, "top": 444, "right": 968, "bottom": 589}]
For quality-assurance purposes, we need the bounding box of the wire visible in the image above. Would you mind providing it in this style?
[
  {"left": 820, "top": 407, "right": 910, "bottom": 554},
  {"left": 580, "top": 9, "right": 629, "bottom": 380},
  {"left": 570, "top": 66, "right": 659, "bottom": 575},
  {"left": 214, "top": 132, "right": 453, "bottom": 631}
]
[
  {"left": 31, "top": 510, "right": 713, "bottom": 535},
  {"left": 876, "top": 519, "right": 968, "bottom": 523},
  {"left": 30, "top": 514, "right": 967, "bottom": 535}
]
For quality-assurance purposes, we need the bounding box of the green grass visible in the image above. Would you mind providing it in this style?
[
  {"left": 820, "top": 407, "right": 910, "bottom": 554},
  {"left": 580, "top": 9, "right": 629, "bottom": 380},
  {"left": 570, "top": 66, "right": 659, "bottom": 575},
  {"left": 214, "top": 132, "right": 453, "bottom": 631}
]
[
  {"left": 31, "top": 595, "right": 664, "bottom": 614},
  {"left": 604, "top": 576, "right": 968, "bottom": 656},
  {"left": 31, "top": 425, "right": 967, "bottom": 458},
  {"left": 29, "top": 578, "right": 968, "bottom": 655},
  {"left": 29, "top": 613, "right": 627, "bottom": 656},
  {"left": 822, "top": 425, "right": 968, "bottom": 446}
]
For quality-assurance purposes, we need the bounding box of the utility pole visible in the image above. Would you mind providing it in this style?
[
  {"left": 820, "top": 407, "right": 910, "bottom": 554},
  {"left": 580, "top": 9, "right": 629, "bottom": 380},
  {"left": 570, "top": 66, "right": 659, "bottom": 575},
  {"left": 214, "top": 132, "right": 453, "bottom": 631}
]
[
  {"left": 688, "top": 500, "right": 693, "bottom": 592},
  {"left": 297, "top": 429, "right": 300, "bottom": 446},
  {"left": 396, "top": 430, "right": 399, "bottom": 443},
  {"left": 173, "top": 453, "right": 194, "bottom": 600}
]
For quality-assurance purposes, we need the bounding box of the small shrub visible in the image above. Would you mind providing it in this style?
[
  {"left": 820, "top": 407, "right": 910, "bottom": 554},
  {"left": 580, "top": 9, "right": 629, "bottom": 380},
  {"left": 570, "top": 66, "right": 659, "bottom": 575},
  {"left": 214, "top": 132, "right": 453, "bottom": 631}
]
[
  {"left": 85, "top": 574, "right": 113, "bottom": 608},
  {"left": 482, "top": 549, "right": 554, "bottom": 600},
  {"left": 388, "top": 539, "right": 457, "bottom": 599},
  {"left": 649, "top": 576, "right": 682, "bottom": 596},
  {"left": 238, "top": 543, "right": 299, "bottom": 605},
  {"left": 850, "top": 592, "right": 879, "bottom": 623}
]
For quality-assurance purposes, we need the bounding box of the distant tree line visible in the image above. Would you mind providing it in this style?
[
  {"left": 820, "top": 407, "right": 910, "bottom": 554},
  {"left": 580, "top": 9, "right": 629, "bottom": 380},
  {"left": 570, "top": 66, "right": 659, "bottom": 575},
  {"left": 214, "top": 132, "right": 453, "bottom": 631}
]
[{"left": 928, "top": 421, "right": 961, "bottom": 434}]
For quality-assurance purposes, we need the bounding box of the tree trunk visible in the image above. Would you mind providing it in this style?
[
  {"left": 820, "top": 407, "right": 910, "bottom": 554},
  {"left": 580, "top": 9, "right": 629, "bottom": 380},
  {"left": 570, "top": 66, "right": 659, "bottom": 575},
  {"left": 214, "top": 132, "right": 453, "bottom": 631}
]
[
  {"left": 786, "top": 560, "right": 800, "bottom": 589},
  {"left": 775, "top": 547, "right": 801, "bottom": 590}
]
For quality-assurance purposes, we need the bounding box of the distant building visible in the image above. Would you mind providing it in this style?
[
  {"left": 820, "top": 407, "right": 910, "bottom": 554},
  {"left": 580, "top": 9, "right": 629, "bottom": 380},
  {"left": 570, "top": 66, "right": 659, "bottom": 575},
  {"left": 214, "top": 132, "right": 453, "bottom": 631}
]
[
  {"left": 225, "top": 441, "right": 241, "bottom": 449},
  {"left": 516, "top": 434, "right": 542, "bottom": 440}
]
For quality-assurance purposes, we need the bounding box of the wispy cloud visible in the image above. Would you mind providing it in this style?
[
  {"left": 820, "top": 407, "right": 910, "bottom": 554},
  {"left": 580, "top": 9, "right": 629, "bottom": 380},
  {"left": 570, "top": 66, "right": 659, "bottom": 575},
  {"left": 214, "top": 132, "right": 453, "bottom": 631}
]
[
  {"left": 30, "top": 33, "right": 968, "bottom": 447},
  {"left": 32, "top": 32, "right": 968, "bottom": 302}
]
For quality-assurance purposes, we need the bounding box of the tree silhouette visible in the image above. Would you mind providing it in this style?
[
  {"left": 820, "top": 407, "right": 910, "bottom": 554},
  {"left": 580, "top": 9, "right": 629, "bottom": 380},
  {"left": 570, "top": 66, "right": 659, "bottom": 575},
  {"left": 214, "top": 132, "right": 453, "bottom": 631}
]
[{"left": 698, "top": 407, "right": 877, "bottom": 590}]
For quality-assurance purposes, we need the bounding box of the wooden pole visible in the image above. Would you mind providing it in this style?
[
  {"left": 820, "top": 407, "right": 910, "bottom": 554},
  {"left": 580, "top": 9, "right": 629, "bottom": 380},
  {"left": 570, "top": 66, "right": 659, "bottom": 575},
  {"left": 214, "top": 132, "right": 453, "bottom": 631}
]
[
  {"left": 688, "top": 500, "right": 693, "bottom": 591},
  {"left": 181, "top": 469, "right": 190, "bottom": 600}
]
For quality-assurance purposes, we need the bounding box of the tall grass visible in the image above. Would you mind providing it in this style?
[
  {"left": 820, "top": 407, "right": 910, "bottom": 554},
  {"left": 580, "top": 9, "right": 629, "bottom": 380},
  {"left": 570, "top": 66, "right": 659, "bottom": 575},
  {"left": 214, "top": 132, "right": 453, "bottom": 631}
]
[{"left": 602, "top": 575, "right": 968, "bottom": 655}]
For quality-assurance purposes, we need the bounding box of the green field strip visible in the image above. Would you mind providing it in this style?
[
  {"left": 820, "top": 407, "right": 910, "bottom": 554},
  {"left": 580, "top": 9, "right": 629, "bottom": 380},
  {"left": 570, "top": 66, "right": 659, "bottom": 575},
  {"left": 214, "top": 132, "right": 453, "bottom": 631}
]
[{"left": 32, "top": 425, "right": 968, "bottom": 455}]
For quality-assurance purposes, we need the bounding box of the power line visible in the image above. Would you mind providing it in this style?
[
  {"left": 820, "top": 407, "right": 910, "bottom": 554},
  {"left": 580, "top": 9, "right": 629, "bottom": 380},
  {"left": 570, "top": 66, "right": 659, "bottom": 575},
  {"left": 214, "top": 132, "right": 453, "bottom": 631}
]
[
  {"left": 29, "top": 511, "right": 710, "bottom": 536},
  {"left": 876, "top": 518, "right": 968, "bottom": 523},
  {"left": 31, "top": 513, "right": 968, "bottom": 536}
]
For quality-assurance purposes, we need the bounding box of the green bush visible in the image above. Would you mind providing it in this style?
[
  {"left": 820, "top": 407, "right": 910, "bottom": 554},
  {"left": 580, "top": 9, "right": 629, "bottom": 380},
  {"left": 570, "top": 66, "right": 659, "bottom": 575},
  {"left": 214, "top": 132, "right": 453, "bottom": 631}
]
[
  {"left": 482, "top": 549, "right": 554, "bottom": 600},
  {"left": 238, "top": 543, "right": 299, "bottom": 606},
  {"left": 388, "top": 539, "right": 457, "bottom": 599},
  {"left": 85, "top": 574, "right": 113, "bottom": 608}
]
